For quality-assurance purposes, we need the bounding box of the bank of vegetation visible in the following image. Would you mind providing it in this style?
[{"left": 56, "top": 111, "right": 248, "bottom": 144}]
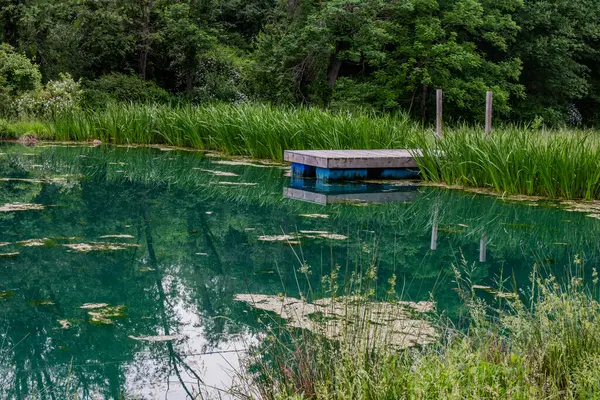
[
  {"left": 5, "top": 102, "right": 600, "bottom": 200},
  {"left": 3, "top": 101, "right": 600, "bottom": 200},
  {"left": 238, "top": 266, "right": 600, "bottom": 399}
]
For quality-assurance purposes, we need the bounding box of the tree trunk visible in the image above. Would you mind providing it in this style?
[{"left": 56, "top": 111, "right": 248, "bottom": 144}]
[
  {"left": 287, "top": 0, "right": 299, "bottom": 18},
  {"left": 186, "top": 63, "right": 194, "bottom": 94},
  {"left": 2, "top": 1, "right": 20, "bottom": 47},
  {"left": 138, "top": 0, "right": 152, "bottom": 80},
  {"left": 327, "top": 54, "right": 343, "bottom": 90},
  {"left": 421, "top": 84, "right": 429, "bottom": 124},
  {"left": 324, "top": 46, "right": 343, "bottom": 108}
]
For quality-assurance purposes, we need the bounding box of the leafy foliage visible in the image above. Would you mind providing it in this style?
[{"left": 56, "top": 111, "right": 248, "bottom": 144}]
[
  {"left": 0, "top": 43, "right": 41, "bottom": 115},
  {"left": 0, "top": 0, "right": 600, "bottom": 123},
  {"left": 512, "top": 0, "right": 600, "bottom": 124},
  {"left": 81, "top": 73, "right": 171, "bottom": 108}
]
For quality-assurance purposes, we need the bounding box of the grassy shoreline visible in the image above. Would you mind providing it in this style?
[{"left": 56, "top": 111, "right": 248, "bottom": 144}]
[
  {"left": 2, "top": 102, "right": 600, "bottom": 200},
  {"left": 237, "top": 268, "right": 600, "bottom": 400}
]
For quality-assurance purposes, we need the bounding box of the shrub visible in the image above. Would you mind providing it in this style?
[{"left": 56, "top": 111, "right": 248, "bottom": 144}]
[
  {"left": 0, "top": 118, "right": 17, "bottom": 139},
  {"left": 14, "top": 73, "right": 81, "bottom": 117},
  {"left": 80, "top": 73, "right": 171, "bottom": 108}
]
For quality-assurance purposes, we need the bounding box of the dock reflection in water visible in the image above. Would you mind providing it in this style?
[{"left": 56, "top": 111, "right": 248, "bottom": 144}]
[
  {"left": 284, "top": 177, "right": 420, "bottom": 205},
  {"left": 286, "top": 177, "right": 490, "bottom": 263}
]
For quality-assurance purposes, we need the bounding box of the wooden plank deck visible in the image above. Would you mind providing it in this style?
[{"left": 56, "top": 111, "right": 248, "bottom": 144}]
[{"left": 283, "top": 149, "right": 420, "bottom": 169}]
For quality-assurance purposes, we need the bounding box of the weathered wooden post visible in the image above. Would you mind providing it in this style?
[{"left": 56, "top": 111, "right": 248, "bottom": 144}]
[
  {"left": 479, "top": 233, "right": 487, "bottom": 263},
  {"left": 436, "top": 89, "right": 443, "bottom": 139},
  {"left": 485, "top": 91, "right": 493, "bottom": 136},
  {"left": 430, "top": 208, "right": 439, "bottom": 251}
]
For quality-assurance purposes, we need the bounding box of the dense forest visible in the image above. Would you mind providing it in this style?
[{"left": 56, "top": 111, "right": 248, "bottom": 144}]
[{"left": 0, "top": 0, "right": 599, "bottom": 125}]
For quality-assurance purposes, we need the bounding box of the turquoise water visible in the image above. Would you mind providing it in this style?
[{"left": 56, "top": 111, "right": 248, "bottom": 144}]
[{"left": 0, "top": 143, "right": 598, "bottom": 398}]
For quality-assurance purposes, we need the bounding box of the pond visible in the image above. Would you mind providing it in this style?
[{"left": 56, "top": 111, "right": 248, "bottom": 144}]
[{"left": 0, "top": 143, "right": 598, "bottom": 398}]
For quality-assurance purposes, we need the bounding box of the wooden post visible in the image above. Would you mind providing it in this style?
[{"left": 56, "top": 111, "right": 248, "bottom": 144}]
[
  {"left": 479, "top": 233, "right": 487, "bottom": 263},
  {"left": 485, "top": 91, "right": 493, "bottom": 136},
  {"left": 430, "top": 208, "right": 439, "bottom": 251},
  {"left": 436, "top": 89, "right": 443, "bottom": 139}
]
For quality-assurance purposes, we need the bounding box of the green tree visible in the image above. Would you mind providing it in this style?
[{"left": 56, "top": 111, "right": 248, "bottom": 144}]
[
  {"left": 159, "top": 2, "right": 218, "bottom": 94},
  {"left": 0, "top": 43, "right": 41, "bottom": 115},
  {"left": 75, "top": 0, "right": 134, "bottom": 77},
  {"left": 12, "top": 0, "right": 77, "bottom": 80},
  {"left": 252, "top": 0, "right": 391, "bottom": 106},
  {"left": 214, "top": 0, "right": 276, "bottom": 45},
  {"left": 0, "top": 0, "right": 22, "bottom": 46},
  {"left": 379, "top": 0, "right": 524, "bottom": 121},
  {"left": 512, "top": 0, "right": 600, "bottom": 124}
]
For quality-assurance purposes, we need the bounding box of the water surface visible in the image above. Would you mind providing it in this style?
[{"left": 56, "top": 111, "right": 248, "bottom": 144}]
[{"left": 0, "top": 143, "right": 598, "bottom": 398}]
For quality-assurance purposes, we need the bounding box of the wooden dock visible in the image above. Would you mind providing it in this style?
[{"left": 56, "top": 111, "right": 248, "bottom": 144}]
[{"left": 283, "top": 149, "right": 421, "bottom": 181}]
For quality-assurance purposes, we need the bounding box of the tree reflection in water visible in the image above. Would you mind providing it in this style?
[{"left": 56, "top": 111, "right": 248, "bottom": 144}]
[{"left": 0, "top": 143, "right": 599, "bottom": 397}]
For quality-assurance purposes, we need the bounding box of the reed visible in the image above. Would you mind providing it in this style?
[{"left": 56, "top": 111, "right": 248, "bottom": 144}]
[
  {"left": 48, "top": 103, "right": 420, "bottom": 160},
  {"left": 238, "top": 261, "right": 600, "bottom": 400},
  {"left": 414, "top": 127, "right": 600, "bottom": 200},
  {"left": 9, "top": 102, "right": 600, "bottom": 199}
]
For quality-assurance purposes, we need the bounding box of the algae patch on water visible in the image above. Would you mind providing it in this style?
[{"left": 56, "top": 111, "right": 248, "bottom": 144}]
[
  {"left": 80, "top": 303, "right": 109, "bottom": 309},
  {"left": 212, "top": 160, "right": 276, "bottom": 168},
  {"left": 257, "top": 234, "right": 296, "bottom": 242},
  {"left": 193, "top": 168, "right": 240, "bottom": 177},
  {"left": 18, "top": 238, "right": 51, "bottom": 247},
  {"left": 85, "top": 304, "right": 126, "bottom": 325},
  {"left": 0, "top": 203, "right": 45, "bottom": 212},
  {"left": 128, "top": 335, "right": 185, "bottom": 342},
  {"left": 30, "top": 300, "right": 54, "bottom": 306},
  {"left": 64, "top": 242, "right": 140, "bottom": 252},
  {"left": 560, "top": 200, "right": 600, "bottom": 220},
  {"left": 99, "top": 234, "right": 134, "bottom": 239},
  {"left": 299, "top": 213, "right": 329, "bottom": 219},
  {"left": 57, "top": 319, "right": 71, "bottom": 329},
  {"left": 318, "top": 233, "right": 348, "bottom": 240},
  {"left": 0, "top": 177, "right": 69, "bottom": 184},
  {"left": 234, "top": 294, "right": 437, "bottom": 349},
  {"left": 258, "top": 232, "right": 348, "bottom": 243}
]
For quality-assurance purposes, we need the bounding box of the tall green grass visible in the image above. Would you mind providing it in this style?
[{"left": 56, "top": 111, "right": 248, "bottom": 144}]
[
  {"left": 416, "top": 128, "right": 600, "bottom": 199},
  {"left": 6, "top": 102, "right": 600, "bottom": 199},
  {"left": 0, "top": 118, "right": 49, "bottom": 139},
  {"left": 237, "top": 261, "right": 600, "bottom": 400},
  {"left": 49, "top": 103, "right": 420, "bottom": 159}
]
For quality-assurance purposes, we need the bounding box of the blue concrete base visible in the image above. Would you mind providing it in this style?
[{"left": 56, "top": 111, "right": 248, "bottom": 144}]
[
  {"left": 291, "top": 163, "right": 316, "bottom": 178},
  {"left": 377, "top": 168, "right": 421, "bottom": 179},
  {"left": 291, "top": 163, "right": 420, "bottom": 181},
  {"left": 317, "top": 167, "right": 367, "bottom": 181}
]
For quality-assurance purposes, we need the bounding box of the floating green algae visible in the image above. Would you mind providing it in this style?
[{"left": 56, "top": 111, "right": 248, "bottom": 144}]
[{"left": 86, "top": 304, "right": 126, "bottom": 325}]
